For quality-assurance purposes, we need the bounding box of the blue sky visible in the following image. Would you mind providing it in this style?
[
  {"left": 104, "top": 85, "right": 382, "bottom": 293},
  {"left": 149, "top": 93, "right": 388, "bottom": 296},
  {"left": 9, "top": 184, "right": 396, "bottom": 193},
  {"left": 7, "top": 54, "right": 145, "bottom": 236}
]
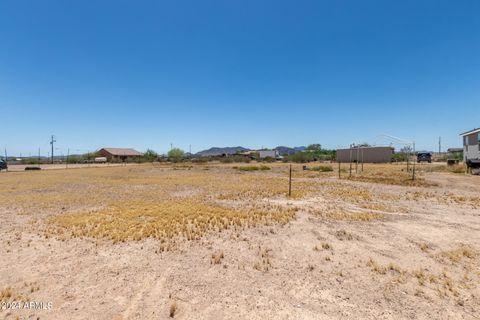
[{"left": 1, "top": 0, "right": 479, "bottom": 155}]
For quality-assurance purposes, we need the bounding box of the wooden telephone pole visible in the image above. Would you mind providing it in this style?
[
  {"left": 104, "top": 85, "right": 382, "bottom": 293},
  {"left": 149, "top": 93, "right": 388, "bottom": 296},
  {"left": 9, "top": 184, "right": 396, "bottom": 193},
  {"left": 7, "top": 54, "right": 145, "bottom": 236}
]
[{"left": 50, "top": 135, "right": 56, "bottom": 164}]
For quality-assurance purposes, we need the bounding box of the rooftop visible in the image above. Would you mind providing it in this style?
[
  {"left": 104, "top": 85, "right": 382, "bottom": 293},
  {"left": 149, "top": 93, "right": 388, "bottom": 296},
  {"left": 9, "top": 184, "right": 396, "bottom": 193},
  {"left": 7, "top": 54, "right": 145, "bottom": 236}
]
[
  {"left": 100, "top": 148, "right": 143, "bottom": 156},
  {"left": 460, "top": 128, "right": 480, "bottom": 136}
]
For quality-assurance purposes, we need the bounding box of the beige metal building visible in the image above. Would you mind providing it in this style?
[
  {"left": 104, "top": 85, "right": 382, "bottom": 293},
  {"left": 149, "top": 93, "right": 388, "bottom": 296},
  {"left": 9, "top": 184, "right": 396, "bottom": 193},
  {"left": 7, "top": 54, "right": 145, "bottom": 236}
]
[{"left": 336, "top": 146, "right": 394, "bottom": 163}]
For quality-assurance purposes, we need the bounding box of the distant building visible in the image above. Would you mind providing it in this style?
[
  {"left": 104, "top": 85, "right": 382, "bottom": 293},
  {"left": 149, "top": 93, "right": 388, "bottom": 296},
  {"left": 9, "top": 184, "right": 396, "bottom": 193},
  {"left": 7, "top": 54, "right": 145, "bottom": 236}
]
[
  {"left": 98, "top": 148, "right": 143, "bottom": 162},
  {"left": 258, "top": 150, "right": 279, "bottom": 159},
  {"left": 447, "top": 148, "right": 463, "bottom": 159},
  {"left": 460, "top": 128, "right": 480, "bottom": 162},
  {"left": 336, "top": 146, "right": 393, "bottom": 163},
  {"left": 447, "top": 148, "right": 463, "bottom": 154}
]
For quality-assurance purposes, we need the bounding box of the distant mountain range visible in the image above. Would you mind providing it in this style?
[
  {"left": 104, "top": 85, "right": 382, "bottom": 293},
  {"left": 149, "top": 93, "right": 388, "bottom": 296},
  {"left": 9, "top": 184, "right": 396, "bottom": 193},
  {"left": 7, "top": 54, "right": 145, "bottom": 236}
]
[
  {"left": 195, "top": 146, "right": 250, "bottom": 157},
  {"left": 274, "top": 146, "right": 306, "bottom": 155},
  {"left": 195, "top": 146, "right": 306, "bottom": 157}
]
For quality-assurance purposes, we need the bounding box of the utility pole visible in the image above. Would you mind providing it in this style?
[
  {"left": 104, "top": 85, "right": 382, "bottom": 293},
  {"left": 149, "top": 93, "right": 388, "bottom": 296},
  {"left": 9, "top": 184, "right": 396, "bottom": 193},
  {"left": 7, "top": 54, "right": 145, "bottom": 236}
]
[
  {"left": 412, "top": 142, "right": 416, "bottom": 181},
  {"left": 438, "top": 136, "right": 441, "bottom": 154},
  {"left": 38, "top": 148, "right": 41, "bottom": 162},
  {"left": 50, "top": 135, "right": 56, "bottom": 164},
  {"left": 66, "top": 148, "right": 70, "bottom": 169}
]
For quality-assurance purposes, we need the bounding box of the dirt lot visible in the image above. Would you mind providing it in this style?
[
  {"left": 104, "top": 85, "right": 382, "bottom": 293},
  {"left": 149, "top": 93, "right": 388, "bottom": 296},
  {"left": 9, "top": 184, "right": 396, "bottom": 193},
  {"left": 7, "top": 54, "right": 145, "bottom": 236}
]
[{"left": 1, "top": 163, "right": 479, "bottom": 319}]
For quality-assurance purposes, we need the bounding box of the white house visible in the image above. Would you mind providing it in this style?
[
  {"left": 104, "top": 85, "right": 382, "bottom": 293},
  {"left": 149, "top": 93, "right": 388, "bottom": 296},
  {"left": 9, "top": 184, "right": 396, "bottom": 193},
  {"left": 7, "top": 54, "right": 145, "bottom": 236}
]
[
  {"left": 461, "top": 128, "right": 480, "bottom": 162},
  {"left": 258, "top": 150, "right": 279, "bottom": 159}
]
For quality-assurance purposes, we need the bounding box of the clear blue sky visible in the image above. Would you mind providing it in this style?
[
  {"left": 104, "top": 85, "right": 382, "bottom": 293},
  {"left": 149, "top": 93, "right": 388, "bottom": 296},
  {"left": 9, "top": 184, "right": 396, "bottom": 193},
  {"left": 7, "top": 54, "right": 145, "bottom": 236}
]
[{"left": 1, "top": 0, "right": 479, "bottom": 156}]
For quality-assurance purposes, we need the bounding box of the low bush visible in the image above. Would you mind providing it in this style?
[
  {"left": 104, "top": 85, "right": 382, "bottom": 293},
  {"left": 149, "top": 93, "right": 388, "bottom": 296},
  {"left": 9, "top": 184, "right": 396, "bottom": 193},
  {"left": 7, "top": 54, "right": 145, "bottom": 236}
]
[
  {"left": 311, "top": 165, "right": 333, "bottom": 172},
  {"left": 220, "top": 155, "right": 251, "bottom": 163},
  {"left": 237, "top": 165, "right": 270, "bottom": 171}
]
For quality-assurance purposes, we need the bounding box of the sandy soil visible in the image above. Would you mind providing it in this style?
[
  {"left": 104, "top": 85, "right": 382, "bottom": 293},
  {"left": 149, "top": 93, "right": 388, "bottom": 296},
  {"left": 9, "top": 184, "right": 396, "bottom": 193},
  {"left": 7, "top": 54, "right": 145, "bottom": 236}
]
[{"left": 1, "top": 164, "right": 479, "bottom": 319}]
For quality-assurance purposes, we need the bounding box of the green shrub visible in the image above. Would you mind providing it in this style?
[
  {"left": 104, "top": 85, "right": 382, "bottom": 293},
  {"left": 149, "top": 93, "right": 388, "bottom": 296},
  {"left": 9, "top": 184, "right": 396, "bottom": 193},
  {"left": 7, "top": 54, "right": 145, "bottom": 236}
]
[
  {"left": 311, "top": 165, "right": 333, "bottom": 172},
  {"left": 262, "top": 157, "right": 276, "bottom": 163},
  {"left": 21, "top": 158, "right": 41, "bottom": 165},
  {"left": 143, "top": 149, "right": 158, "bottom": 162},
  {"left": 220, "top": 155, "right": 251, "bottom": 163},
  {"left": 67, "top": 155, "right": 84, "bottom": 164},
  {"left": 237, "top": 165, "right": 270, "bottom": 171},
  {"left": 191, "top": 157, "right": 208, "bottom": 164}
]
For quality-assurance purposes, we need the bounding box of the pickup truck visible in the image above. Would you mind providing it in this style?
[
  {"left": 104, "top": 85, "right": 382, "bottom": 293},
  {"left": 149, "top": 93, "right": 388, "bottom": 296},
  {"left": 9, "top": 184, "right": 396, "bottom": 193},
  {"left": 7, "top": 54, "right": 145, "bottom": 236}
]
[
  {"left": 416, "top": 152, "right": 432, "bottom": 163},
  {"left": 0, "top": 159, "right": 7, "bottom": 171}
]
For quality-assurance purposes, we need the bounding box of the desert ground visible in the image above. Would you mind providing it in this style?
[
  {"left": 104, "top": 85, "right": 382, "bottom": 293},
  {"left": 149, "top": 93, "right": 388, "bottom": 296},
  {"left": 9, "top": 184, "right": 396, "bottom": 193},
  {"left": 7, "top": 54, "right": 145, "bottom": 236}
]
[{"left": 0, "top": 162, "right": 479, "bottom": 319}]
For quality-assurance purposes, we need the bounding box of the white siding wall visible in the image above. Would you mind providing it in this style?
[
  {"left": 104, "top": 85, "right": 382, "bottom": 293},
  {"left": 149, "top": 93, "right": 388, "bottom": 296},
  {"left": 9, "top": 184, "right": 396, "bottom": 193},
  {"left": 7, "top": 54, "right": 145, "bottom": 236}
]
[
  {"left": 464, "top": 144, "right": 480, "bottom": 161},
  {"left": 259, "top": 150, "right": 277, "bottom": 158}
]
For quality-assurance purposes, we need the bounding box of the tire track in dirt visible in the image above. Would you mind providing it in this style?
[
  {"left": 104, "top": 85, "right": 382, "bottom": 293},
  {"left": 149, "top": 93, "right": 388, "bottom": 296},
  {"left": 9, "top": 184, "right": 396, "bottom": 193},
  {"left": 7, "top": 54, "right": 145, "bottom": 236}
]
[{"left": 121, "top": 266, "right": 172, "bottom": 319}]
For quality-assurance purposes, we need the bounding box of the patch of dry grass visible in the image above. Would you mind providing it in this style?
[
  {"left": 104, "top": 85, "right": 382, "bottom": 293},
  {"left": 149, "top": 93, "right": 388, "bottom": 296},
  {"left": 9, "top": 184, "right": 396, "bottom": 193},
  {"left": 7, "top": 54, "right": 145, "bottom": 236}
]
[
  {"left": 0, "top": 165, "right": 308, "bottom": 243},
  {"left": 439, "top": 245, "right": 476, "bottom": 264},
  {"left": 312, "top": 209, "right": 383, "bottom": 221},
  {"left": 0, "top": 287, "right": 28, "bottom": 302},
  {"left": 419, "top": 164, "right": 466, "bottom": 174},
  {"left": 327, "top": 186, "right": 373, "bottom": 202},
  {"left": 47, "top": 200, "right": 296, "bottom": 243},
  {"left": 367, "top": 247, "right": 479, "bottom": 300},
  {"left": 253, "top": 246, "right": 272, "bottom": 272},
  {"left": 211, "top": 250, "right": 225, "bottom": 265},
  {"left": 343, "top": 164, "right": 434, "bottom": 187},
  {"left": 405, "top": 191, "right": 480, "bottom": 208}
]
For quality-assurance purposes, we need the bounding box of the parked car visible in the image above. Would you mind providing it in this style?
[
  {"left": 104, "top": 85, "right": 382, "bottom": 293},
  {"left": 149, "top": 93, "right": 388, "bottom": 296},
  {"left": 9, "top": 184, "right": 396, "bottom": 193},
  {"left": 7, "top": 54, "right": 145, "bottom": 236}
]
[
  {"left": 0, "top": 159, "right": 7, "bottom": 171},
  {"left": 417, "top": 152, "right": 432, "bottom": 163}
]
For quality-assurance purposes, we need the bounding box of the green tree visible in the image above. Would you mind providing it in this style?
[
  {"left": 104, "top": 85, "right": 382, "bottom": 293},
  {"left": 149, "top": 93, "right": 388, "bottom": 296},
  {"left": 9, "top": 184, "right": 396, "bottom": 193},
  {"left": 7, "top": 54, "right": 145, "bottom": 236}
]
[
  {"left": 306, "top": 144, "right": 322, "bottom": 151},
  {"left": 168, "top": 148, "right": 185, "bottom": 162},
  {"left": 143, "top": 149, "right": 158, "bottom": 162}
]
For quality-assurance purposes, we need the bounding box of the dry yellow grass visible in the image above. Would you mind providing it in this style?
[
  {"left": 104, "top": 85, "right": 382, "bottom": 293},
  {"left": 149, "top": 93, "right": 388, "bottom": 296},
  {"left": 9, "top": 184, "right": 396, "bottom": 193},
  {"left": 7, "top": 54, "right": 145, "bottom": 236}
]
[
  {"left": 405, "top": 191, "right": 480, "bottom": 208},
  {"left": 0, "top": 165, "right": 308, "bottom": 246},
  {"left": 439, "top": 245, "right": 476, "bottom": 264},
  {"left": 0, "top": 287, "right": 28, "bottom": 302},
  {"left": 0, "top": 165, "right": 306, "bottom": 243},
  {"left": 47, "top": 199, "right": 296, "bottom": 243},
  {"left": 343, "top": 164, "right": 434, "bottom": 187},
  {"left": 311, "top": 208, "right": 383, "bottom": 221},
  {"left": 0, "top": 163, "right": 470, "bottom": 247},
  {"left": 327, "top": 186, "right": 373, "bottom": 202},
  {"left": 367, "top": 243, "right": 480, "bottom": 300}
]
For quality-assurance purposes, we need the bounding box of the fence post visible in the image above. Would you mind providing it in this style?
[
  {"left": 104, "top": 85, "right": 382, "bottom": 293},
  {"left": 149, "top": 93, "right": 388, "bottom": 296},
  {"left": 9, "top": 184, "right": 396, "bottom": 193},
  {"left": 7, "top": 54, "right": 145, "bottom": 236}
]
[
  {"left": 412, "top": 142, "right": 416, "bottom": 180},
  {"left": 361, "top": 148, "right": 364, "bottom": 172},
  {"left": 288, "top": 164, "right": 292, "bottom": 197},
  {"left": 338, "top": 161, "right": 341, "bottom": 179},
  {"left": 349, "top": 147, "right": 352, "bottom": 178}
]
